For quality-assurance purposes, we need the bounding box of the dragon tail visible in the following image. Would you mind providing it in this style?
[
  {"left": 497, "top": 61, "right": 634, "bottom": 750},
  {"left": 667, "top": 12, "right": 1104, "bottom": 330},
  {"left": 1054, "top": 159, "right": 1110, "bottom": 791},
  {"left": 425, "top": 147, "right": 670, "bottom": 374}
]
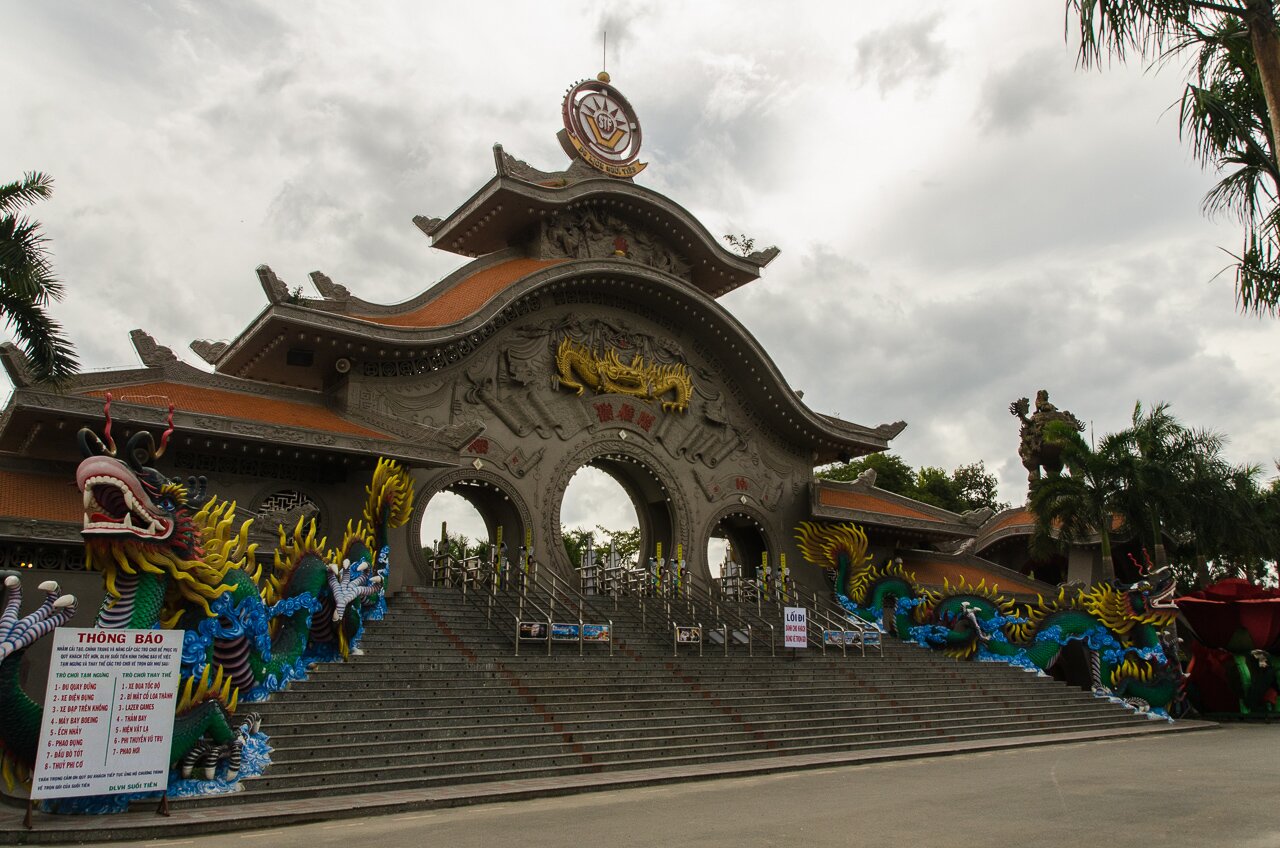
[{"left": 361, "top": 458, "right": 414, "bottom": 552}]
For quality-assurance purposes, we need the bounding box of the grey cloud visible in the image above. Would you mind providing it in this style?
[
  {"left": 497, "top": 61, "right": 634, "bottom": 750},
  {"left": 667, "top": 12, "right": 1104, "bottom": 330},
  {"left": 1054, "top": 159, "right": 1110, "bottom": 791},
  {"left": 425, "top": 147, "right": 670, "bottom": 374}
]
[
  {"left": 727, "top": 242, "right": 1278, "bottom": 505},
  {"left": 854, "top": 16, "right": 950, "bottom": 94},
  {"left": 977, "top": 49, "right": 1077, "bottom": 134},
  {"left": 867, "top": 114, "right": 1213, "bottom": 271}
]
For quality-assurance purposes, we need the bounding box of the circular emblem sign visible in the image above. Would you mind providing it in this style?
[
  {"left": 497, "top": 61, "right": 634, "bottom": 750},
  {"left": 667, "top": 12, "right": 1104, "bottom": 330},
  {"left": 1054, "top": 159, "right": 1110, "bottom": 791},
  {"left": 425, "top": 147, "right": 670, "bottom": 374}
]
[{"left": 561, "top": 78, "right": 647, "bottom": 178}]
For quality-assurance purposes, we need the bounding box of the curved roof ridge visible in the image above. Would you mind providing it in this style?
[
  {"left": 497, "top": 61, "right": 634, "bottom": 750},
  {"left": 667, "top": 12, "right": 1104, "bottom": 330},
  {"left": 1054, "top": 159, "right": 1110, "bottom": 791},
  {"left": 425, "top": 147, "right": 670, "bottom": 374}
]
[{"left": 347, "top": 256, "right": 565, "bottom": 328}]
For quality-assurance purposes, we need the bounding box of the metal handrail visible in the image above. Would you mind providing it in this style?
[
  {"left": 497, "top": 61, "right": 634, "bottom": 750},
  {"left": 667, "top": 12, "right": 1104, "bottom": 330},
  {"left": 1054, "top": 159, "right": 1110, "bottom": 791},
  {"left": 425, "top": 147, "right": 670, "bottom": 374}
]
[
  {"left": 452, "top": 574, "right": 523, "bottom": 651},
  {"left": 528, "top": 566, "right": 615, "bottom": 656},
  {"left": 687, "top": 576, "right": 767, "bottom": 657},
  {"left": 503, "top": 558, "right": 616, "bottom": 656},
  {"left": 711, "top": 579, "right": 777, "bottom": 657},
  {"left": 804, "top": 611, "right": 832, "bottom": 656},
  {"left": 801, "top": 588, "right": 884, "bottom": 658}
]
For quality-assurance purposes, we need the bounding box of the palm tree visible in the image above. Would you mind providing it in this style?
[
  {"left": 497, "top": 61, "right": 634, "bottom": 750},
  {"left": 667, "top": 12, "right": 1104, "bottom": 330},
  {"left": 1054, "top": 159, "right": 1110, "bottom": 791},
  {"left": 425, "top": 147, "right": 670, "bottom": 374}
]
[
  {"left": 0, "top": 172, "right": 78, "bottom": 383},
  {"left": 1113, "top": 401, "right": 1226, "bottom": 571},
  {"left": 1029, "top": 421, "right": 1128, "bottom": 582},
  {"left": 1066, "top": 2, "right": 1280, "bottom": 314}
]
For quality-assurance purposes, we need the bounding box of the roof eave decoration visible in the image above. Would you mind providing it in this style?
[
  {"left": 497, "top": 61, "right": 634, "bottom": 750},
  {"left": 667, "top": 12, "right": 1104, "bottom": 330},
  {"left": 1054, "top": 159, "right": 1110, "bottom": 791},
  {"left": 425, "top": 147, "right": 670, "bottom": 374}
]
[
  {"left": 0, "top": 387, "right": 461, "bottom": 468},
  {"left": 0, "top": 351, "right": 466, "bottom": 468},
  {"left": 809, "top": 477, "right": 983, "bottom": 541},
  {"left": 420, "top": 149, "right": 778, "bottom": 298},
  {"left": 204, "top": 261, "right": 891, "bottom": 457}
]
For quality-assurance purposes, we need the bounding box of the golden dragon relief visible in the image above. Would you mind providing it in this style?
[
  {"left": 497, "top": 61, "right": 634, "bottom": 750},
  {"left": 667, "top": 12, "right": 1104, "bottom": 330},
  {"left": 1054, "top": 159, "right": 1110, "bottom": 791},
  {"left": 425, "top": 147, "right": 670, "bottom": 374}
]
[{"left": 555, "top": 337, "right": 692, "bottom": 413}]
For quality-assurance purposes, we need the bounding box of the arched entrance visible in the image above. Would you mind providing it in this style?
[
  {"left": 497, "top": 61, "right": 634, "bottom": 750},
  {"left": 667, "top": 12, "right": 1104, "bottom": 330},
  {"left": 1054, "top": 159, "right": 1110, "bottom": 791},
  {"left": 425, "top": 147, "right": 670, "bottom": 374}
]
[
  {"left": 409, "top": 469, "right": 530, "bottom": 583},
  {"left": 547, "top": 438, "right": 687, "bottom": 581},
  {"left": 705, "top": 507, "right": 773, "bottom": 597},
  {"left": 561, "top": 466, "right": 641, "bottom": 569}
]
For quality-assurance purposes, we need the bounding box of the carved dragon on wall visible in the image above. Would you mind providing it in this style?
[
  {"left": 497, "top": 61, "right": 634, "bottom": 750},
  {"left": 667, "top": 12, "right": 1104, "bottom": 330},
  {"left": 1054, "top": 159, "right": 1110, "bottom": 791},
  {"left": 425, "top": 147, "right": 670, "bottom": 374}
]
[{"left": 555, "top": 336, "right": 692, "bottom": 413}]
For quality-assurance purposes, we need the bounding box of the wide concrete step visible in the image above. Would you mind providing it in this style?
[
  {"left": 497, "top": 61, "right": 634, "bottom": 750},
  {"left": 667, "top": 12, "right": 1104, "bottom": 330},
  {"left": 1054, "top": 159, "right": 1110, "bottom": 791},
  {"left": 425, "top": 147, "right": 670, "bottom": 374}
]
[
  {"left": 204, "top": 716, "right": 1147, "bottom": 805},
  {"left": 248, "top": 688, "right": 1115, "bottom": 738},
  {"left": 185, "top": 586, "right": 1168, "bottom": 810},
  {"left": 264, "top": 700, "right": 1136, "bottom": 760},
  {"left": 260, "top": 680, "right": 1093, "bottom": 711}
]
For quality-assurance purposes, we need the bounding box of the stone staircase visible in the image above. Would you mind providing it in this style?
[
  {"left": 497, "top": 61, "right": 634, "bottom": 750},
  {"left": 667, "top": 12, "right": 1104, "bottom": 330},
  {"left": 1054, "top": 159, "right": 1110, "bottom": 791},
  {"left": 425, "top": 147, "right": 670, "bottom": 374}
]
[{"left": 206, "top": 585, "right": 1159, "bottom": 805}]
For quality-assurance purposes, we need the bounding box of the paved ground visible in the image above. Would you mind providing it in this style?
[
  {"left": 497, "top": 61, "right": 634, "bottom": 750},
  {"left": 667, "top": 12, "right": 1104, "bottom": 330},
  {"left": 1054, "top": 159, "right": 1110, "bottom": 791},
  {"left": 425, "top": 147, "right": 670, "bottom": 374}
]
[{"left": 9, "top": 722, "right": 1276, "bottom": 848}]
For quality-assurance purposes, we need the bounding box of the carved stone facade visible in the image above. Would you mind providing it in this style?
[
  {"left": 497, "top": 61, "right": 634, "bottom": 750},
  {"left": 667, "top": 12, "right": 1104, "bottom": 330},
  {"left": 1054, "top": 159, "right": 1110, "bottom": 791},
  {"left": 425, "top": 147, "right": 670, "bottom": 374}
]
[
  {"left": 535, "top": 207, "right": 693, "bottom": 281},
  {"left": 345, "top": 294, "right": 814, "bottom": 584},
  {"left": 0, "top": 124, "right": 907, "bottom": 600}
]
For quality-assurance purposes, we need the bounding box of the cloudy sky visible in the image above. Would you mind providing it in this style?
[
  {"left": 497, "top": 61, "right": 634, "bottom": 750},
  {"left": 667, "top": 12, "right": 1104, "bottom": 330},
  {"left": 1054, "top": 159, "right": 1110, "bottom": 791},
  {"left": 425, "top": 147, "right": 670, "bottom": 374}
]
[{"left": 4, "top": 2, "right": 1278, "bottom": 550}]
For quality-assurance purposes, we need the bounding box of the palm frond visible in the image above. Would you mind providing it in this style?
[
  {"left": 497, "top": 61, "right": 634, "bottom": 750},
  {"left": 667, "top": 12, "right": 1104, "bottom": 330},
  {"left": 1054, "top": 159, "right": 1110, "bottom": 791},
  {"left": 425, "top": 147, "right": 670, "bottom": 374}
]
[
  {"left": 0, "top": 289, "right": 79, "bottom": 384},
  {"left": 0, "top": 172, "right": 54, "bottom": 216},
  {"left": 0, "top": 216, "right": 62, "bottom": 303}
]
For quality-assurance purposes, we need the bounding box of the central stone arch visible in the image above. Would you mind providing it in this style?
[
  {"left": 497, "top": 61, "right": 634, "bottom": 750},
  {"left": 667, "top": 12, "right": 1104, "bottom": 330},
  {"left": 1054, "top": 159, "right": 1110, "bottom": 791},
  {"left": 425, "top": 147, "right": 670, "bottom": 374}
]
[
  {"left": 408, "top": 466, "right": 533, "bottom": 580},
  {"left": 545, "top": 435, "right": 693, "bottom": 579}
]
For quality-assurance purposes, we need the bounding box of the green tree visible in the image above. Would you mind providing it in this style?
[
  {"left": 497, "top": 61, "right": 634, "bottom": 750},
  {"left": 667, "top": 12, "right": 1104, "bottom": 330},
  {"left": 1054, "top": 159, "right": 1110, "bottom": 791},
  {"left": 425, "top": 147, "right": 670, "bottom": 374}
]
[
  {"left": 1113, "top": 401, "right": 1225, "bottom": 570},
  {"left": 817, "top": 453, "right": 916, "bottom": 493},
  {"left": 913, "top": 465, "right": 962, "bottom": 511},
  {"left": 0, "top": 172, "right": 78, "bottom": 383},
  {"left": 1029, "top": 421, "right": 1129, "bottom": 581},
  {"left": 951, "top": 461, "right": 1008, "bottom": 512},
  {"left": 562, "top": 526, "right": 595, "bottom": 568},
  {"left": 818, "top": 454, "right": 1007, "bottom": 513},
  {"left": 595, "top": 525, "right": 641, "bottom": 564},
  {"left": 1066, "top": 2, "right": 1280, "bottom": 314}
]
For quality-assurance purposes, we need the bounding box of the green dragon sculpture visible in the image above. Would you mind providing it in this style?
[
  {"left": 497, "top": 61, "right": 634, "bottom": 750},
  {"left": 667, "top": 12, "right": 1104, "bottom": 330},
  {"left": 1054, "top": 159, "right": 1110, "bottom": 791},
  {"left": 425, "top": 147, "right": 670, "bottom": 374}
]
[
  {"left": 0, "top": 404, "right": 414, "bottom": 794},
  {"left": 796, "top": 521, "right": 1183, "bottom": 714}
]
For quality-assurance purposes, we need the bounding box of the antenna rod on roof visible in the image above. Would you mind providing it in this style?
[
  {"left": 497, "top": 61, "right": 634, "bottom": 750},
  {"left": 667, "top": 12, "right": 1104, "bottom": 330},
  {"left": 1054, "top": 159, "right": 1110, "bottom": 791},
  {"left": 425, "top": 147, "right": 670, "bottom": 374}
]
[{"left": 603, "top": 30, "right": 607, "bottom": 75}]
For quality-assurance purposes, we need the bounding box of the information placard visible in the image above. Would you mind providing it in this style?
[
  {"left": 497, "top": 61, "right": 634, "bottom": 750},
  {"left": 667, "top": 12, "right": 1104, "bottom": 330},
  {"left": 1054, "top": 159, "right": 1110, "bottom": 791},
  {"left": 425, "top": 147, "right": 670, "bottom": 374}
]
[
  {"left": 31, "top": 628, "right": 182, "bottom": 800},
  {"left": 784, "top": 606, "right": 808, "bottom": 649}
]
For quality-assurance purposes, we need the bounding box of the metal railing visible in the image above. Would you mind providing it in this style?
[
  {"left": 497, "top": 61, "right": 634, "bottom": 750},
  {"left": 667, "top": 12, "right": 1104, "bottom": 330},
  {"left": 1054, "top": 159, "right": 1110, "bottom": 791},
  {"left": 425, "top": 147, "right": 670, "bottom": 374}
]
[
  {"left": 796, "top": 588, "right": 884, "bottom": 658},
  {"left": 519, "top": 564, "right": 615, "bottom": 657},
  {"left": 685, "top": 575, "right": 776, "bottom": 657}
]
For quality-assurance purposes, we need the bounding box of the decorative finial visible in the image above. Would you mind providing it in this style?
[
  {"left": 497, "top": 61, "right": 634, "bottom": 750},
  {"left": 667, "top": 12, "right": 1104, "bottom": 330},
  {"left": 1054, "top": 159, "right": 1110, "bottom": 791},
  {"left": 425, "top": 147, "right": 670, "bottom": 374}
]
[{"left": 601, "top": 29, "right": 608, "bottom": 82}]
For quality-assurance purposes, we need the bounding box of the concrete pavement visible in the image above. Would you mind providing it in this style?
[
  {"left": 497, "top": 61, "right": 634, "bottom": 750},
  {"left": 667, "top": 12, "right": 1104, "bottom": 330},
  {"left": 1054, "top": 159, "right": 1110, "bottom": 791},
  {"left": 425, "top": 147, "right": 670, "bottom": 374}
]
[{"left": 4, "top": 719, "right": 1265, "bottom": 846}]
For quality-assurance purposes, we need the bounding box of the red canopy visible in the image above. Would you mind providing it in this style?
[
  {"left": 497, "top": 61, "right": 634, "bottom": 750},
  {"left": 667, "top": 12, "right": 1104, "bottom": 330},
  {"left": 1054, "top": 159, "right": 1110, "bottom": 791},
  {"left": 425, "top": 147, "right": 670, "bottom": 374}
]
[{"left": 1176, "top": 578, "right": 1280, "bottom": 652}]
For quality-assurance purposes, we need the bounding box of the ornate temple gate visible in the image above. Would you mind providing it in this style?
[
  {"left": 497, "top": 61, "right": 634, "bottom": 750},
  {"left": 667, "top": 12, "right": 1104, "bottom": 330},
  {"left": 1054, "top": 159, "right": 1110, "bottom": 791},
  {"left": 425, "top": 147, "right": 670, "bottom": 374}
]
[
  {"left": 358, "top": 75, "right": 901, "bottom": 591},
  {"left": 393, "top": 275, "right": 828, "bottom": 588}
]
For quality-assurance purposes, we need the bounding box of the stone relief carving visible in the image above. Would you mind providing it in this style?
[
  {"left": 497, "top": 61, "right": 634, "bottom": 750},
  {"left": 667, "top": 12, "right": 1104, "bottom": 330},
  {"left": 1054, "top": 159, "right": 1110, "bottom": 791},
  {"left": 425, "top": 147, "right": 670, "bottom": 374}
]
[
  {"left": 651, "top": 384, "right": 747, "bottom": 470},
  {"left": 189, "top": 339, "right": 228, "bottom": 365},
  {"left": 257, "top": 265, "right": 290, "bottom": 303},
  {"left": 130, "top": 330, "right": 178, "bottom": 366},
  {"left": 535, "top": 207, "right": 692, "bottom": 282},
  {"left": 692, "top": 469, "right": 785, "bottom": 510},
  {"left": 461, "top": 434, "right": 545, "bottom": 479},
  {"left": 309, "top": 271, "right": 351, "bottom": 301},
  {"left": 359, "top": 379, "right": 456, "bottom": 430},
  {"left": 461, "top": 360, "right": 589, "bottom": 441}
]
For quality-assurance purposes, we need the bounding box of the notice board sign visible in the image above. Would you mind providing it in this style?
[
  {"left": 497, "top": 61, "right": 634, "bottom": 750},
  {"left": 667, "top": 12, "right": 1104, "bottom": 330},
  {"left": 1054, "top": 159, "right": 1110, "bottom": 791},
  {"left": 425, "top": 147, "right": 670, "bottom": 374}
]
[
  {"left": 784, "top": 606, "right": 808, "bottom": 649},
  {"left": 31, "top": 628, "right": 182, "bottom": 800}
]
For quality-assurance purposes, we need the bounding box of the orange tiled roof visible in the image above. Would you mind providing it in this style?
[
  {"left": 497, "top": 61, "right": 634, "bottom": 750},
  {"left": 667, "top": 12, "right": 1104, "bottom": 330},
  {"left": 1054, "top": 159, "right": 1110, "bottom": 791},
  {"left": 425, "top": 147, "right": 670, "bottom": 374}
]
[
  {"left": 0, "top": 469, "right": 81, "bottom": 522},
  {"left": 818, "top": 487, "right": 943, "bottom": 523},
  {"left": 355, "top": 258, "right": 565, "bottom": 328},
  {"left": 987, "top": 507, "right": 1035, "bottom": 534},
  {"left": 83, "top": 383, "right": 391, "bottom": 440},
  {"left": 906, "top": 557, "right": 1041, "bottom": 595}
]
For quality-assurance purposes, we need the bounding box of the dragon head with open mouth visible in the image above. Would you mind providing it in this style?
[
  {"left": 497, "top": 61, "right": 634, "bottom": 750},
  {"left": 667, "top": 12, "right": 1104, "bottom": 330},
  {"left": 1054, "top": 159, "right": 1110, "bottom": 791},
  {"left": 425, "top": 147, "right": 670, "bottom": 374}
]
[{"left": 75, "top": 398, "right": 236, "bottom": 624}]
